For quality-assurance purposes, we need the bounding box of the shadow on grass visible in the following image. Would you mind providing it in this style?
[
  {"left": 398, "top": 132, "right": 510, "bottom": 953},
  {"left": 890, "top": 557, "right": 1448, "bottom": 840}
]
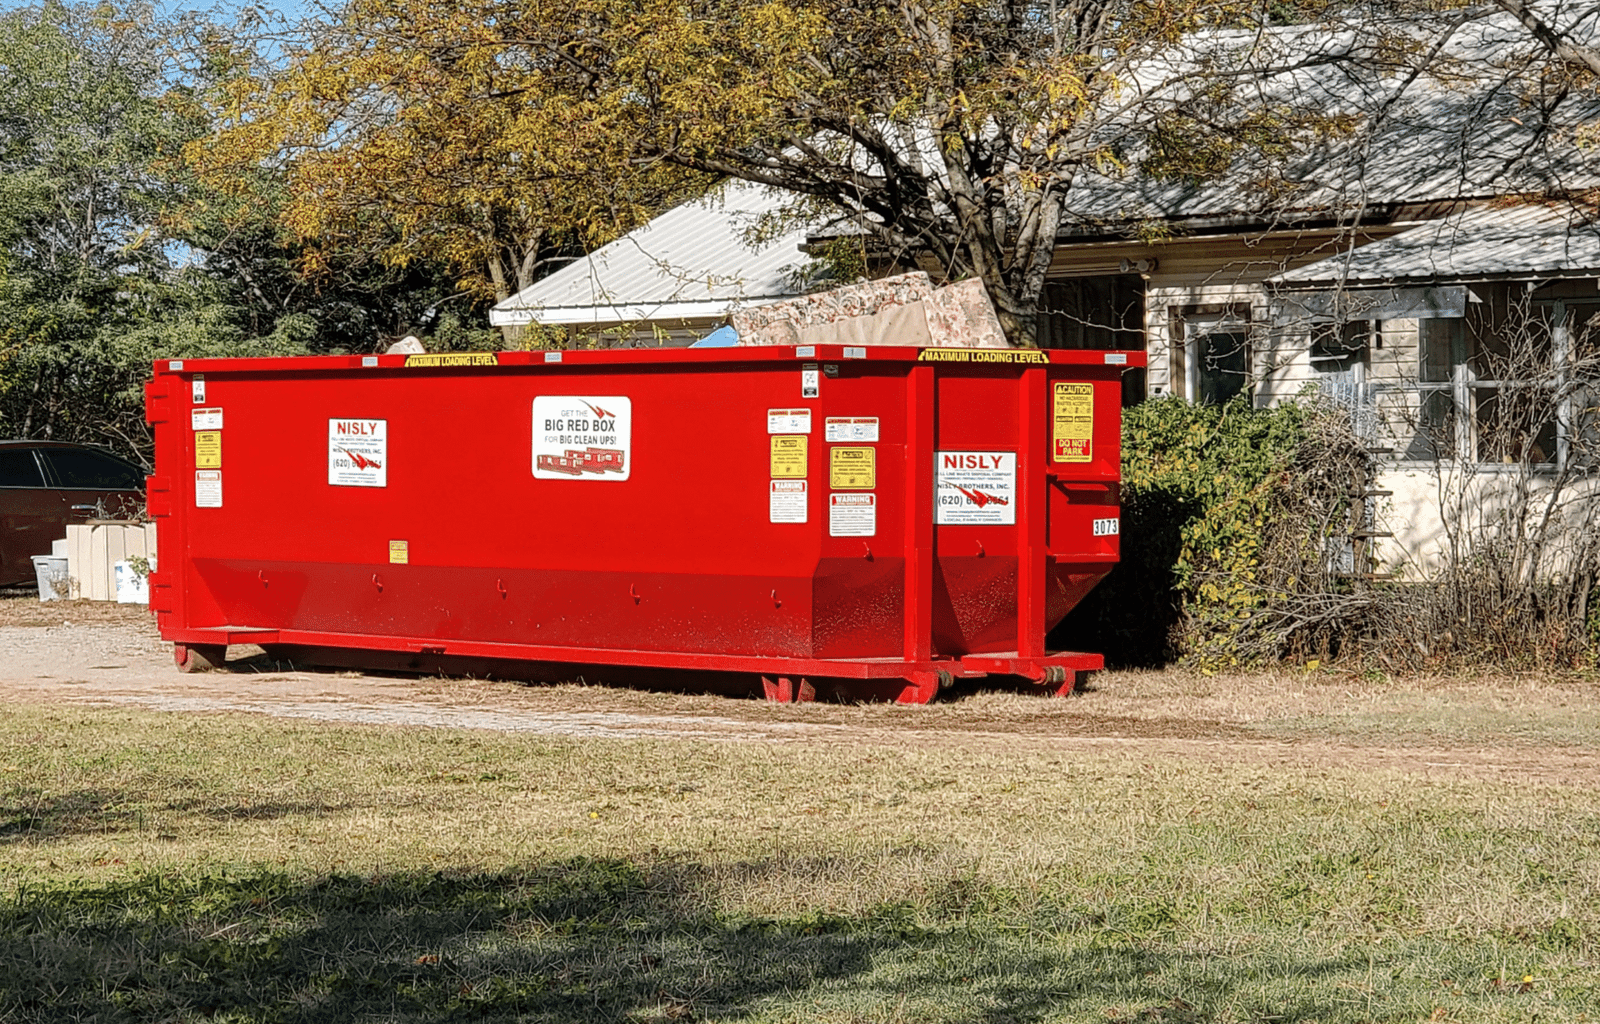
[
  {"left": 0, "top": 858, "right": 1403, "bottom": 1023},
  {"left": 1, "top": 791, "right": 353, "bottom": 843}
]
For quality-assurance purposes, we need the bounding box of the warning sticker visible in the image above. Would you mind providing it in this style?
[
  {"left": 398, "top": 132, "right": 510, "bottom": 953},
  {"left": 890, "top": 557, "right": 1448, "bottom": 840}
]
[
  {"left": 329, "top": 419, "right": 388, "bottom": 487},
  {"left": 768, "top": 408, "right": 812, "bottom": 434},
  {"left": 191, "top": 407, "right": 222, "bottom": 430},
  {"left": 830, "top": 447, "right": 875, "bottom": 489},
  {"left": 801, "top": 364, "right": 820, "bottom": 399},
  {"left": 195, "top": 431, "right": 221, "bottom": 469},
  {"left": 770, "top": 480, "right": 807, "bottom": 523},
  {"left": 192, "top": 375, "right": 206, "bottom": 403},
  {"left": 195, "top": 470, "right": 222, "bottom": 508},
  {"left": 770, "top": 436, "right": 808, "bottom": 478},
  {"left": 829, "top": 493, "right": 876, "bottom": 537},
  {"left": 825, "top": 417, "right": 880, "bottom": 443},
  {"left": 532, "top": 396, "right": 631, "bottom": 481},
  {"left": 1053, "top": 383, "right": 1094, "bottom": 463},
  {"left": 389, "top": 539, "right": 409, "bottom": 564},
  {"left": 935, "top": 451, "right": 1017, "bottom": 525}
]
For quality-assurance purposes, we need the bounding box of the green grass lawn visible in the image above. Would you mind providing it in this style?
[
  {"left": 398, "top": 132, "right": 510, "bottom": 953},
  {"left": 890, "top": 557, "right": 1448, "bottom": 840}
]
[{"left": 2, "top": 703, "right": 1597, "bottom": 1022}]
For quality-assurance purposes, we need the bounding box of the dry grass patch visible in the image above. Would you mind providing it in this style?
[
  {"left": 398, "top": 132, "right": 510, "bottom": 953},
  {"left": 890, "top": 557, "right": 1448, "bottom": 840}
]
[{"left": 2, "top": 705, "right": 1598, "bottom": 1022}]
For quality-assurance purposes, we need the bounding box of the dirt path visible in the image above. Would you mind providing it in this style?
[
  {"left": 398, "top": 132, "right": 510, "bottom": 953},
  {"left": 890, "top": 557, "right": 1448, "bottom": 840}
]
[{"left": 4, "top": 598, "right": 1598, "bottom": 786}]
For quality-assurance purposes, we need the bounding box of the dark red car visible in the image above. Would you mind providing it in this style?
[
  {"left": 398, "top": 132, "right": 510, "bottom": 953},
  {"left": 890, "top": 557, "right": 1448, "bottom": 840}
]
[{"left": 0, "top": 441, "right": 146, "bottom": 587}]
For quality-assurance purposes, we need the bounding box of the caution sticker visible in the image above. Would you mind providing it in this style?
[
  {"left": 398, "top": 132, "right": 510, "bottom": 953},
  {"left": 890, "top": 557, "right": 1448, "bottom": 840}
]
[
  {"left": 825, "top": 417, "right": 879, "bottom": 442},
  {"left": 770, "top": 435, "right": 808, "bottom": 478},
  {"left": 768, "top": 408, "right": 812, "bottom": 434},
  {"left": 195, "top": 470, "right": 222, "bottom": 508},
  {"left": 830, "top": 447, "right": 875, "bottom": 489},
  {"left": 389, "top": 539, "right": 409, "bottom": 564},
  {"left": 191, "top": 407, "right": 222, "bottom": 430},
  {"left": 829, "top": 493, "right": 876, "bottom": 536},
  {"left": 194, "top": 430, "right": 221, "bottom": 469},
  {"left": 935, "top": 451, "right": 1017, "bottom": 525},
  {"left": 1053, "top": 383, "right": 1094, "bottom": 463},
  {"left": 769, "top": 480, "right": 807, "bottom": 523},
  {"left": 329, "top": 419, "right": 388, "bottom": 487}
]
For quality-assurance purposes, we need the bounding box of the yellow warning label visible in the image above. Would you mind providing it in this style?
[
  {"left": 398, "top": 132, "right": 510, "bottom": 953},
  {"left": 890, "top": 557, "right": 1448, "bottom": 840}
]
[
  {"left": 194, "top": 430, "right": 222, "bottom": 469},
  {"left": 389, "top": 540, "right": 409, "bottom": 564},
  {"left": 917, "top": 348, "right": 1049, "bottom": 363},
  {"left": 1053, "top": 382, "right": 1094, "bottom": 462},
  {"left": 770, "top": 435, "right": 808, "bottom": 478},
  {"left": 403, "top": 352, "right": 499, "bottom": 367},
  {"left": 830, "top": 447, "right": 876, "bottom": 489}
]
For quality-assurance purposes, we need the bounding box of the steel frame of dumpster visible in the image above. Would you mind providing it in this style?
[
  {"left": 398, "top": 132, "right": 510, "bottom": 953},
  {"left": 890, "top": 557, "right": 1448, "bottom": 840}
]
[{"left": 147, "top": 345, "right": 1143, "bottom": 704}]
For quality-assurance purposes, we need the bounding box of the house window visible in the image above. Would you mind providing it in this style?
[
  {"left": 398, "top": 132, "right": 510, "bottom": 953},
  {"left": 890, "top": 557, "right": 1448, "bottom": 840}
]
[
  {"left": 1183, "top": 309, "right": 1250, "bottom": 405},
  {"left": 1400, "top": 302, "right": 1595, "bottom": 469},
  {"left": 1310, "top": 320, "right": 1374, "bottom": 377}
]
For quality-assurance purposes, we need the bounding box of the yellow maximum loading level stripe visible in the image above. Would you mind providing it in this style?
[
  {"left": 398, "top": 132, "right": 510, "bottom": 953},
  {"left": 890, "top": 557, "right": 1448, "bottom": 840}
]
[{"left": 404, "top": 353, "right": 500, "bottom": 367}]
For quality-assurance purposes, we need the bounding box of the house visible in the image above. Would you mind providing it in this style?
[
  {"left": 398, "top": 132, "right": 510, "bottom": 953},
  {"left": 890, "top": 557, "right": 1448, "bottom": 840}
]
[
  {"left": 491, "top": 13, "right": 1600, "bottom": 575},
  {"left": 489, "top": 179, "right": 816, "bottom": 346}
]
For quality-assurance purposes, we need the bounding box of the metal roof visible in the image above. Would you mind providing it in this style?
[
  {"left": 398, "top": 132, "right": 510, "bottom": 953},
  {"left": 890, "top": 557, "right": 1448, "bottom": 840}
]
[
  {"left": 1064, "top": 11, "right": 1600, "bottom": 226},
  {"left": 1268, "top": 203, "right": 1600, "bottom": 286},
  {"left": 491, "top": 180, "right": 813, "bottom": 327}
]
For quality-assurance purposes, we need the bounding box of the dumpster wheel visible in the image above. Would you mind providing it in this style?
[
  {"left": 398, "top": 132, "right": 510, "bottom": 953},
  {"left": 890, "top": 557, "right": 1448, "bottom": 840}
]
[{"left": 174, "top": 643, "right": 226, "bottom": 673}]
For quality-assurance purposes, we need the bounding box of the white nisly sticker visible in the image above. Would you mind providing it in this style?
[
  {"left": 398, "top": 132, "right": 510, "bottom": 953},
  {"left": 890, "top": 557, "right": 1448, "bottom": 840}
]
[
  {"left": 843, "top": 346, "right": 867, "bottom": 359},
  {"left": 544, "top": 351, "right": 563, "bottom": 363},
  {"left": 192, "top": 375, "right": 206, "bottom": 403},
  {"left": 767, "top": 408, "right": 812, "bottom": 434},
  {"left": 532, "top": 396, "right": 631, "bottom": 480},
  {"left": 329, "top": 419, "right": 388, "bottom": 487},
  {"left": 825, "top": 416, "right": 879, "bottom": 443},
  {"left": 191, "top": 407, "right": 222, "bottom": 430},
  {"left": 795, "top": 345, "right": 816, "bottom": 357},
  {"left": 935, "top": 451, "right": 1017, "bottom": 525},
  {"left": 770, "top": 480, "right": 807, "bottom": 523},
  {"left": 361, "top": 355, "right": 379, "bottom": 367},
  {"left": 1094, "top": 517, "right": 1121, "bottom": 536},
  {"left": 829, "top": 493, "right": 876, "bottom": 537},
  {"left": 195, "top": 470, "right": 222, "bottom": 508},
  {"left": 169, "top": 360, "right": 184, "bottom": 370},
  {"left": 1105, "top": 352, "right": 1128, "bottom": 365}
]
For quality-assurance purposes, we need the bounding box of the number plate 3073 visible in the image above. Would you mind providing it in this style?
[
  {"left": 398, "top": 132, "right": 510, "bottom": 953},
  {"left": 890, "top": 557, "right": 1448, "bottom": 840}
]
[{"left": 1093, "top": 517, "right": 1120, "bottom": 537}]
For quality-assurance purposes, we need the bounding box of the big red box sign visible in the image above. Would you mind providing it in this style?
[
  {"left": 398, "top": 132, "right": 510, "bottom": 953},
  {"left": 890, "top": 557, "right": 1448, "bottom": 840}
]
[{"left": 532, "top": 396, "right": 631, "bottom": 480}]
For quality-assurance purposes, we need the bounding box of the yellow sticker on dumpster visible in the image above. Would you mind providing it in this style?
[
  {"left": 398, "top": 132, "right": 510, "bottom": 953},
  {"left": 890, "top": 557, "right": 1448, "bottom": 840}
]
[
  {"left": 1053, "top": 383, "right": 1093, "bottom": 463},
  {"left": 194, "top": 430, "right": 222, "bottom": 468},
  {"left": 389, "top": 540, "right": 409, "bottom": 564},
  {"left": 830, "top": 447, "right": 875, "bottom": 489},
  {"left": 770, "top": 435, "right": 807, "bottom": 478}
]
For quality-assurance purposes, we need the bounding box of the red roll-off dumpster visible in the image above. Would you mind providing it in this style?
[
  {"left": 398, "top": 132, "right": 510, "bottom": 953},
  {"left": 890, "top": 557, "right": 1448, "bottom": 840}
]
[{"left": 143, "top": 345, "right": 1144, "bottom": 703}]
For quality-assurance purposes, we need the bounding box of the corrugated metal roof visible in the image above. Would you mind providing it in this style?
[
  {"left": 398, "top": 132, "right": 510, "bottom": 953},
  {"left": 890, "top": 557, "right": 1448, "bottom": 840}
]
[
  {"left": 491, "top": 180, "right": 813, "bottom": 326},
  {"left": 1064, "top": 12, "right": 1600, "bottom": 224},
  {"left": 1269, "top": 203, "right": 1600, "bottom": 286}
]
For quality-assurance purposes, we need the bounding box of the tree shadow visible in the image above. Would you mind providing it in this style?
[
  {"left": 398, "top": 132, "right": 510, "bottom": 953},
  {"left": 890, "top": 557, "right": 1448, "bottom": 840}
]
[{"left": 0, "top": 858, "right": 1416, "bottom": 1023}]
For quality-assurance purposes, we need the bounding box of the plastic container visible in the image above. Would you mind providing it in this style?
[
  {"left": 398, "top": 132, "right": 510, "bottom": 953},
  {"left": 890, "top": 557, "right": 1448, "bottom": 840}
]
[
  {"left": 145, "top": 344, "right": 1144, "bottom": 701},
  {"left": 32, "top": 555, "right": 68, "bottom": 601}
]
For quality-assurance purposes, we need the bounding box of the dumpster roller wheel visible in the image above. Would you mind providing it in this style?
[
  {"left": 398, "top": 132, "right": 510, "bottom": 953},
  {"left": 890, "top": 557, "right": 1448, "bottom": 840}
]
[{"left": 174, "top": 643, "right": 226, "bottom": 673}]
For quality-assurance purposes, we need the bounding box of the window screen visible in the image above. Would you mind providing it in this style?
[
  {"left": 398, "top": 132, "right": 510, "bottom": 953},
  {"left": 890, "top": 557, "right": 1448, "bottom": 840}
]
[
  {"left": 0, "top": 448, "right": 46, "bottom": 488},
  {"left": 40, "top": 449, "right": 144, "bottom": 490}
]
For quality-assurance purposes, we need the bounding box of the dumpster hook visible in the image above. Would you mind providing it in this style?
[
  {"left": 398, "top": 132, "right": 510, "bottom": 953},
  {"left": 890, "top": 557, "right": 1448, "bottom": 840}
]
[
  {"left": 630, "top": 583, "right": 641, "bottom": 604},
  {"left": 497, "top": 578, "right": 507, "bottom": 598},
  {"left": 771, "top": 589, "right": 782, "bottom": 608},
  {"left": 975, "top": 540, "right": 985, "bottom": 557},
  {"left": 258, "top": 570, "right": 269, "bottom": 587},
  {"left": 372, "top": 574, "right": 383, "bottom": 592},
  {"left": 862, "top": 542, "right": 873, "bottom": 561}
]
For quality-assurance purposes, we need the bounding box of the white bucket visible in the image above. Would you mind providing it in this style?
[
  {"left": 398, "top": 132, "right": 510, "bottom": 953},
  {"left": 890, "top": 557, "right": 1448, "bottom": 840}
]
[{"left": 32, "top": 555, "right": 69, "bottom": 601}]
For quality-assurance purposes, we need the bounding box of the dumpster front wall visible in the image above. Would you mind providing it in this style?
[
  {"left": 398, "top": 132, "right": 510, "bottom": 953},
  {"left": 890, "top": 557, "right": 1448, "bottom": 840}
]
[{"left": 148, "top": 348, "right": 1133, "bottom": 665}]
